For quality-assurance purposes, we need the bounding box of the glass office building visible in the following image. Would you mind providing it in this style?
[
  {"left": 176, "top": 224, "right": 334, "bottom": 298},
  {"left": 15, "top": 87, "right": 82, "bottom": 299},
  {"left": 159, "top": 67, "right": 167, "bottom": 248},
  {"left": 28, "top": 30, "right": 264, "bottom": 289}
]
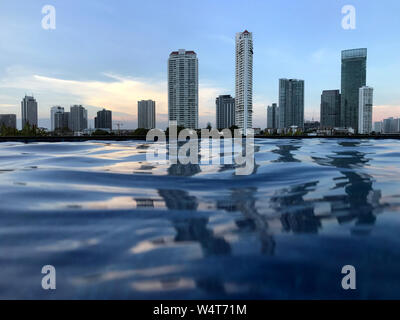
[
  {"left": 340, "top": 48, "right": 367, "bottom": 131},
  {"left": 279, "top": 79, "right": 305, "bottom": 129},
  {"left": 320, "top": 90, "right": 341, "bottom": 128}
]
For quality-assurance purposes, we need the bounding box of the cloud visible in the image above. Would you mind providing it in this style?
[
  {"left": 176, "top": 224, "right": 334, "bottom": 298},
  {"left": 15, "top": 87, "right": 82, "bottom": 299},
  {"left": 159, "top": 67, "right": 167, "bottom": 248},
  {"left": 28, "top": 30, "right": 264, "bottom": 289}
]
[
  {"left": 33, "top": 73, "right": 168, "bottom": 116},
  {"left": 0, "top": 68, "right": 233, "bottom": 129}
]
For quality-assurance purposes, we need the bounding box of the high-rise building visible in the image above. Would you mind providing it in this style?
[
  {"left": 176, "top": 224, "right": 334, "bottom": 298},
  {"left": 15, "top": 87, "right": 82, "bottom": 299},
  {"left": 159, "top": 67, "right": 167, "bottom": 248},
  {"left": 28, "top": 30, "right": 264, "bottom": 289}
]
[
  {"left": 68, "top": 105, "right": 87, "bottom": 132},
  {"left": 0, "top": 114, "right": 17, "bottom": 129},
  {"left": 383, "top": 117, "right": 400, "bottom": 134},
  {"left": 138, "top": 100, "right": 156, "bottom": 129},
  {"left": 21, "top": 95, "right": 38, "bottom": 128},
  {"left": 94, "top": 109, "right": 112, "bottom": 130},
  {"left": 320, "top": 90, "right": 341, "bottom": 128},
  {"left": 216, "top": 95, "right": 235, "bottom": 129},
  {"left": 374, "top": 121, "right": 383, "bottom": 133},
  {"left": 358, "top": 86, "right": 373, "bottom": 134},
  {"left": 235, "top": 30, "right": 253, "bottom": 132},
  {"left": 279, "top": 79, "right": 305, "bottom": 129},
  {"left": 267, "top": 103, "right": 279, "bottom": 129},
  {"left": 168, "top": 49, "right": 198, "bottom": 129},
  {"left": 54, "top": 111, "right": 69, "bottom": 131},
  {"left": 341, "top": 48, "right": 367, "bottom": 131},
  {"left": 50, "top": 106, "right": 64, "bottom": 131}
]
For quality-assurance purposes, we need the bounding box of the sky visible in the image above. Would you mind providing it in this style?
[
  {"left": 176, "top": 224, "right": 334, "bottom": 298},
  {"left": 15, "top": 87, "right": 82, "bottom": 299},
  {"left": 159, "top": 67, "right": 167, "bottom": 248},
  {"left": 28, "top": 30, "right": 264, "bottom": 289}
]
[{"left": 0, "top": 0, "right": 400, "bottom": 129}]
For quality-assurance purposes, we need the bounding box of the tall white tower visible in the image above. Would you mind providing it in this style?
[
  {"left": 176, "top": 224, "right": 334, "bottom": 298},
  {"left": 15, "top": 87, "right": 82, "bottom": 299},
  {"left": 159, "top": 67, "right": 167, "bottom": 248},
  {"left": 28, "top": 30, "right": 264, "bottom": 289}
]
[
  {"left": 358, "top": 86, "right": 373, "bottom": 134},
  {"left": 235, "top": 30, "right": 253, "bottom": 133},
  {"left": 168, "top": 49, "right": 198, "bottom": 129}
]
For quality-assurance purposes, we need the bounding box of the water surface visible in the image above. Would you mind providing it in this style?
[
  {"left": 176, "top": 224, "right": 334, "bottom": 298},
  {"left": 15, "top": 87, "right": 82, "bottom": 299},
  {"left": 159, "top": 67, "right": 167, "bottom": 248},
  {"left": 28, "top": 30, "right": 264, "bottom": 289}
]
[{"left": 1, "top": 138, "right": 400, "bottom": 299}]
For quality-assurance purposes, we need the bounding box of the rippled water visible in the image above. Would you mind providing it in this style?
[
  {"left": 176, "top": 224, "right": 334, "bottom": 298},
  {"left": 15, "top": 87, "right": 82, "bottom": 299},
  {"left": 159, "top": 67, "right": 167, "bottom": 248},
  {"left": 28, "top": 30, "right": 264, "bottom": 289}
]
[{"left": 1, "top": 138, "right": 400, "bottom": 299}]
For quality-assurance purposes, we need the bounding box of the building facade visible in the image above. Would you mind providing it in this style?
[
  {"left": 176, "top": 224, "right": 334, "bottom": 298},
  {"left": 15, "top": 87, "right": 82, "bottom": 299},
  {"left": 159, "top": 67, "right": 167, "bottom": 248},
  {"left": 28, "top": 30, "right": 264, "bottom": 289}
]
[
  {"left": 21, "top": 95, "right": 38, "bottom": 128},
  {"left": 168, "top": 49, "right": 198, "bottom": 129},
  {"left": 320, "top": 90, "right": 341, "bottom": 128},
  {"left": 374, "top": 121, "right": 383, "bottom": 133},
  {"left": 235, "top": 30, "right": 253, "bottom": 132},
  {"left": 69, "top": 105, "right": 88, "bottom": 132},
  {"left": 216, "top": 95, "right": 235, "bottom": 129},
  {"left": 54, "top": 111, "right": 69, "bottom": 131},
  {"left": 267, "top": 103, "right": 279, "bottom": 129},
  {"left": 95, "top": 109, "right": 112, "bottom": 130},
  {"left": 383, "top": 117, "right": 400, "bottom": 133},
  {"left": 358, "top": 86, "right": 373, "bottom": 134},
  {"left": 279, "top": 79, "right": 305, "bottom": 129},
  {"left": 341, "top": 48, "right": 367, "bottom": 131},
  {"left": 0, "top": 114, "right": 17, "bottom": 129},
  {"left": 50, "top": 106, "right": 64, "bottom": 131},
  {"left": 138, "top": 100, "right": 156, "bottom": 129}
]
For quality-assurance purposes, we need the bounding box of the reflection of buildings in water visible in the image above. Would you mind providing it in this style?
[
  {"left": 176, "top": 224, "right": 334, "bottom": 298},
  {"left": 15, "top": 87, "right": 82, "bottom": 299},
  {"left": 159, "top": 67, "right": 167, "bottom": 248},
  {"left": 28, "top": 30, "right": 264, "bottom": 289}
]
[
  {"left": 136, "top": 144, "right": 151, "bottom": 150},
  {"left": 217, "top": 188, "right": 275, "bottom": 255},
  {"left": 270, "top": 182, "right": 322, "bottom": 234},
  {"left": 158, "top": 189, "right": 198, "bottom": 211},
  {"left": 168, "top": 163, "right": 201, "bottom": 176},
  {"left": 217, "top": 164, "right": 236, "bottom": 173},
  {"left": 230, "top": 142, "right": 260, "bottom": 175},
  {"left": 138, "top": 164, "right": 156, "bottom": 171},
  {"left": 166, "top": 139, "right": 260, "bottom": 176},
  {"left": 173, "top": 217, "right": 231, "bottom": 256},
  {"left": 312, "top": 141, "right": 382, "bottom": 234},
  {"left": 158, "top": 189, "right": 230, "bottom": 256},
  {"left": 217, "top": 162, "right": 260, "bottom": 175},
  {"left": 272, "top": 143, "right": 301, "bottom": 163},
  {"left": 135, "top": 198, "right": 155, "bottom": 208},
  {"left": 166, "top": 141, "right": 201, "bottom": 177}
]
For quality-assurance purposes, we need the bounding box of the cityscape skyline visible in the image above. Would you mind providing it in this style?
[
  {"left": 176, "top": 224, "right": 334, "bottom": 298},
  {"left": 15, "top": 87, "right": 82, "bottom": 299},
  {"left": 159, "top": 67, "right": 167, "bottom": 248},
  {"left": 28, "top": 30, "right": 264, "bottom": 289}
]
[
  {"left": 1, "top": 1, "right": 400, "bottom": 130},
  {"left": 0, "top": 43, "right": 391, "bottom": 134},
  {"left": 0, "top": 42, "right": 393, "bottom": 135}
]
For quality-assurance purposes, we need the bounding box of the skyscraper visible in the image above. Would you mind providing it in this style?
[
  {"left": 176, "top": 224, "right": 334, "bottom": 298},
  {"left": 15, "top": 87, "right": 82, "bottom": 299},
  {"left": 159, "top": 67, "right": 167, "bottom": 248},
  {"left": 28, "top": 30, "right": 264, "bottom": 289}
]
[
  {"left": 168, "top": 49, "right": 198, "bottom": 129},
  {"left": 216, "top": 95, "right": 235, "bottom": 130},
  {"left": 267, "top": 103, "right": 279, "bottom": 129},
  {"left": 68, "top": 105, "right": 88, "bottom": 132},
  {"left": 50, "top": 106, "right": 64, "bottom": 131},
  {"left": 21, "top": 95, "right": 38, "bottom": 128},
  {"left": 383, "top": 117, "right": 399, "bottom": 133},
  {"left": 279, "top": 79, "right": 304, "bottom": 129},
  {"left": 358, "top": 86, "right": 373, "bottom": 134},
  {"left": 138, "top": 100, "right": 156, "bottom": 129},
  {"left": 320, "top": 90, "right": 341, "bottom": 128},
  {"left": 54, "top": 112, "right": 69, "bottom": 131},
  {"left": 341, "top": 48, "right": 367, "bottom": 131},
  {"left": 235, "top": 30, "right": 253, "bottom": 133},
  {"left": 95, "top": 109, "right": 112, "bottom": 130},
  {"left": 0, "top": 114, "right": 17, "bottom": 129},
  {"left": 373, "top": 121, "right": 382, "bottom": 133}
]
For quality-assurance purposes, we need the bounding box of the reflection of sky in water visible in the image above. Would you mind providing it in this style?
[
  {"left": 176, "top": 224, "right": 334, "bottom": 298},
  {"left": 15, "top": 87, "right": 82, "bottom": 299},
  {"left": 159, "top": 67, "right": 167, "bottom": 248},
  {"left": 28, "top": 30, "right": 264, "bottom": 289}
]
[{"left": 0, "top": 139, "right": 400, "bottom": 299}]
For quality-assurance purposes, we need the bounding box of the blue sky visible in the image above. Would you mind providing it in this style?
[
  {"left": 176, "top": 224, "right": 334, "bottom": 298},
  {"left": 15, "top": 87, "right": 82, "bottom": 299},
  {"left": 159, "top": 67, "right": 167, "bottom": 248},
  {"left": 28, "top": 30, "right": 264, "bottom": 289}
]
[{"left": 1, "top": 0, "right": 400, "bottom": 129}]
